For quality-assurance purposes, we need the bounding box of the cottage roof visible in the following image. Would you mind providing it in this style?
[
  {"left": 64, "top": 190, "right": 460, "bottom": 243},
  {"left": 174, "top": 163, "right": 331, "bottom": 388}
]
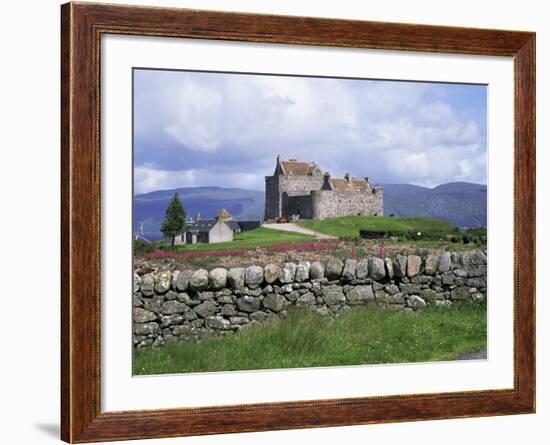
[
  {"left": 187, "top": 219, "right": 238, "bottom": 233},
  {"left": 187, "top": 220, "right": 217, "bottom": 233},
  {"left": 216, "top": 208, "right": 233, "bottom": 220},
  {"left": 224, "top": 220, "right": 241, "bottom": 231}
]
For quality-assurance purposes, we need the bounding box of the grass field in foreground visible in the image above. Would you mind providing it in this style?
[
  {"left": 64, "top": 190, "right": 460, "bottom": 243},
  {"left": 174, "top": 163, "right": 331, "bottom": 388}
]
[
  {"left": 133, "top": 303, "right": 486, "bottom": 375},
  {"left": 296, "top": 216, "right": 459, "bottom": 239},
  {"left": 169, "top": 227, "right": 316, "bottom": 252}
]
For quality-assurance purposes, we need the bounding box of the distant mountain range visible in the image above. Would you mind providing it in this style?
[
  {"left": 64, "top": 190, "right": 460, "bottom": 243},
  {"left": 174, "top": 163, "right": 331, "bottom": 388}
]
[
  {"left": 134, "top": 182, "right": 486, "bottom": 240},
  {"left": 378, "top": 182, "right": 487, "bottom": 230}
]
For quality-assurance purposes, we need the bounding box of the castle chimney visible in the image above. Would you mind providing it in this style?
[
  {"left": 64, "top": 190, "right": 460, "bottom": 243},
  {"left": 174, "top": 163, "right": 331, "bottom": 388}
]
[{"left": 289, "top": 154, "right": 297, "bottom": 162}]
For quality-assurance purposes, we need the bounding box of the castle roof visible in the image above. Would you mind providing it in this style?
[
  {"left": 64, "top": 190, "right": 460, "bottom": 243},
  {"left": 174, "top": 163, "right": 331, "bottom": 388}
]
[
  {"left": 327, "top": 177, "right": 372, "bottom": 193},
  {"left": 279, "top": 159, "right": 318, "bottom": 176}
]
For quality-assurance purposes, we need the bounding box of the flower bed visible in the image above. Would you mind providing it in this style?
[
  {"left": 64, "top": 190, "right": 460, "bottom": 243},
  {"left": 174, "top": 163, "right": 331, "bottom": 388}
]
[{"left": 135, "top": 240, "right": 339, "bottom": 261}]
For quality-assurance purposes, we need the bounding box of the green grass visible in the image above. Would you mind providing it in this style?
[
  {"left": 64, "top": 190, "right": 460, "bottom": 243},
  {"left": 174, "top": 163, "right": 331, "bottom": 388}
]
[
  {"left": 168, "top": 227, "right": 316, "bottom": 252},
  {"left": 297, "top": 216, "right": 459, "bottom": 239},
  {"left": 133, "top": 303, "right": 487, "bottom": 375}
]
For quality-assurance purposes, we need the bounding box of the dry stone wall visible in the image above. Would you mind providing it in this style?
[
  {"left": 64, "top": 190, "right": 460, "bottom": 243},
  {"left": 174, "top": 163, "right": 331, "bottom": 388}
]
[{"left": 133, "top": 249, "right": 487, "bottom": 347}]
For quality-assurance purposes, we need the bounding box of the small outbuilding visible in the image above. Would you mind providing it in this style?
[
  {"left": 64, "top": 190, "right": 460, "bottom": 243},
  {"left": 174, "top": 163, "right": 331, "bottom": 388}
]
[{"left": 173, "top": 209, "right": 235, "bottom": 245}]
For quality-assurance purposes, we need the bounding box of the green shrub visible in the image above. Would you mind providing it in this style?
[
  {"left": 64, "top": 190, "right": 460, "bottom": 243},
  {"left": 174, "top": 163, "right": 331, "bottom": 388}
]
[{"left": 133, "top": 238, "right": 155, "bottom": 255}]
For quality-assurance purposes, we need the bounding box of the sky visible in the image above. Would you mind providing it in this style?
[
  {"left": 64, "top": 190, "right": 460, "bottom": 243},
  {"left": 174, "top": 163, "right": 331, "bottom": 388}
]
[{"left": 133, "top": 68, "right": 487, "bottom": 195}]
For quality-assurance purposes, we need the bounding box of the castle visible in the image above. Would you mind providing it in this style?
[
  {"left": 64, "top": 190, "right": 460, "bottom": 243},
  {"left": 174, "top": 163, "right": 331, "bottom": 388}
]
[{"left": 264, "top": 155, "right": 383, "bottom": 221}]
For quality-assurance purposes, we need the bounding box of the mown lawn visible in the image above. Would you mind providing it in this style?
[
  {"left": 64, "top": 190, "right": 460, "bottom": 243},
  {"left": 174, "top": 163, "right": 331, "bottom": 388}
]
[
  {"left": 169, "top": 227, "right": 316, "bottom": 252},
  {"left": 133, "top": 303, "right": 487, "bottom": 375},
  {"left": 297, "top": 215, "right": 459, "bottom": 239}
]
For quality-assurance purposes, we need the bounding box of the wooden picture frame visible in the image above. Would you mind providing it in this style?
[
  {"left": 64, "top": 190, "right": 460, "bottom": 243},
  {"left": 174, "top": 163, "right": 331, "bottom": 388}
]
[{"left": 61, "top": 2, "right": 536, "bottom": 442}]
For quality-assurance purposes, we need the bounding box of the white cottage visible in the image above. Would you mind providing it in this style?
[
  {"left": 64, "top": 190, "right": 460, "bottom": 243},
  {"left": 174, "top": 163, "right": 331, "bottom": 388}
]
[{"left": 174, "top": 209, "right": 236, "bottom": 245}]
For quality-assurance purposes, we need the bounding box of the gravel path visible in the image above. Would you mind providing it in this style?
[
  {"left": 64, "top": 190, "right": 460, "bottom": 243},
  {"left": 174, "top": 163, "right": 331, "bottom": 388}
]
[
  {"left": 456, "top": 347, "right": 487, "bottom": 360},
  {"left": 262, "top": 223, "right": 338, "bottom": 239}
]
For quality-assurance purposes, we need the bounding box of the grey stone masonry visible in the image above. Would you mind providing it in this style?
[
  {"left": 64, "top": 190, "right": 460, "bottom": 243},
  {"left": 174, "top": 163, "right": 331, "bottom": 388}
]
[{"left": 133, "top": 249, "right": 487, "bottom": 347}]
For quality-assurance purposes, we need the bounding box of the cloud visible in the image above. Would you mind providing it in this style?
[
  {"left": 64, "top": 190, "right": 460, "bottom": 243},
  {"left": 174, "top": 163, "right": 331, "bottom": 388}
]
[
  {"left": 134, "top": 164, "right": 264, "bottom": 195},
  {"left": 134, "top": 70, "right": 487, "bottom": 193}
]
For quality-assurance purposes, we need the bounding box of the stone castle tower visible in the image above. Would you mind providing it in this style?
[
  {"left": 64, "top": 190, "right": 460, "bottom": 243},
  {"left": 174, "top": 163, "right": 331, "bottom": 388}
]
[{"left": 264, "top": 155, "right": 383, "bottom": 221}]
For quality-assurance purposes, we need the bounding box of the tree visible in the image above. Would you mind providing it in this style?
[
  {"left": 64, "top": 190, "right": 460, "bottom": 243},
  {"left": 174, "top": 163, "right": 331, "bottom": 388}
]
[{"left": 160, "top": 192, "right": 187, "bottom": 246}]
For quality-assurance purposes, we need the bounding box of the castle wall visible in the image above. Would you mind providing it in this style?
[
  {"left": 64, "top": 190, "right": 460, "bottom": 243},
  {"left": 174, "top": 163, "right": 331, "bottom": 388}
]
[
  {"left": 311, "top": 188, "right": 384, "bottom": 220},
  {"left": 282, "top": 194, "right": 314, "bottom": 219},
  {"left": 279, "top": 175, "right": 323, "bottom": 197},
  {"left": 265, "top": 174, "right": 323, "bottom": 220},
  {"left": 264, "top": 160, "right": 384, "bottom": 221},
  {"left": 264, "top": 176, "right": 281, "bottom": 220}
]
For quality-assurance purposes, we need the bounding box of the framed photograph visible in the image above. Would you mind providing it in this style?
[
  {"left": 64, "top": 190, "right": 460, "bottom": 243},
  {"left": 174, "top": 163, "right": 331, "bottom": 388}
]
[{"left": 61, "top": 2, "right": 535, "bottom": 442}]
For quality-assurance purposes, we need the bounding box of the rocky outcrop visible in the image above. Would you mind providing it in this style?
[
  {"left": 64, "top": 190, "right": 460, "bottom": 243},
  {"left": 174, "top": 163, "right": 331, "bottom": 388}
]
[{"left": 133, "top": 250, "right": 487, "bottom": 347}]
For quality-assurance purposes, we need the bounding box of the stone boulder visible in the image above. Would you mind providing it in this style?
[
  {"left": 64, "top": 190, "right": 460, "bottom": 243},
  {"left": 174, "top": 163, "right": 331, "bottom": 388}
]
[
  {"left": 356, "top": 259, "right": 369, "bottom": 279},
  {"left": 407, "top": 255, "right": 422, "bottom": 277},
  {"left": 189, "top": 269, "right": 209, "bottom": 291},
  {"left": 438, "top": 252, "right": 452, "bottom": 273},
  {"left": 206, "top": 316, "right": 232, "bottom": 330},
  {"left": 325, "top": 258, "right": 344, "bottom": 280},
  {"left": 133, "top": 273, "right": 141, "bottom": 293},
  {"left": 160, "top": 300, "right": 187, "bottom": 315},
  {"left": 450, "top": 286, "right": 470, "bottom": 300},
  {"left": 264, "top": 263, "right": 281, "bottom": 284},
  {"left": 194, "top": 300, "right": 218, "bottom": 318},
  {"left": 322, "top": 285, "right": 346, "bottom": 305},
  {"left": 441, "top": 272, "right": 455, "bottom": 286},
  {"left": 236, "top": 296, "right": 261, "bottom": 313},
  {"left": 227, "top": 268, "right": 245, "bottom": 289},
  {"left": 342, "top": 259, "right": 357, "bottom": 282},
  {"left": 295, "top": 262, "right": 311, "bottom": 282},
  {"left": 296, "top": 292, "right": 316, "bottom": 306},
  {"left": 263, "top": 293, "right": 287, "bottom": 312},
  {"left": 346, "top": 285, "right": 374, "bottom": 305},
  {"left": 470, "top": 250, "right": 488, "bottom": 265},
  {"left": 279, "top": 262, "right": 297, "bottom": 283},
  {"left": 369, "top": 257, "right": 386, "bottom": 281},
  {"left": 140, "top": 273, "right": 155, "bottom": 296},
  {"left": 208, "top": 268, "right": 227, "bottom": 290},
  {"left": 393, "top": 255, "right": 408, "bottom": 278},
  {"left": 378, "top": 291, "right": 405, "bottom": 304},
  {"left": 384, "top": 258, "right": 394, "bottom": 279},
  {"left": 420, "top": 289, "right": 443, "bottom": 301},
  {"left": 155, "top": 271, "right": 172, "bottom": 294},
  {"left": 310, "top": 261, "right": 324, "bottom": 280},
  {"left": 245, "top": 266, "right": 264, "bottom": 287},
  {"left": 133, "top": 322, "right": 160, "bottom": 336},
  {"left": 424, "top": 255, "right": 440, "bottom": 275},
  {"left": 220, "top": 304, "right": 236, "bottom": 316},
  {"left": 408, "top": 295, "right": 427, "bottom": 309},
  {"left": 160, "top": 314, "right": 184, "bottom": 328},
  {"left": 133, "top": 307, "right": 156, "bottom": 323},
  {"left": 174, "top": 270, "right": 193, "bottom": 291}
]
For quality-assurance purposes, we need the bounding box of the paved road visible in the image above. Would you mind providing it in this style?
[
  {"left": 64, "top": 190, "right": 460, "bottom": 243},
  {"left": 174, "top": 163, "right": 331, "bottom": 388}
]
[
  {"left": 262, "top": 223, "right": 338, "bottom": 240},
  {"left": 456, "top": 347, "right": 487, "bottom": 360}
]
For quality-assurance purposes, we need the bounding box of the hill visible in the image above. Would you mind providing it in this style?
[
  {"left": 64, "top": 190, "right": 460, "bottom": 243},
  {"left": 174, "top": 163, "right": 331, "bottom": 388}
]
[
  {"left": 380, "top": 182, "right": 487, "bottom": 229},
  {"left": 134, "top": 181, "right": 486, "bottom": 239},
  {"left": 296, "top": 216, "right": 458, "bottom": 239}
]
